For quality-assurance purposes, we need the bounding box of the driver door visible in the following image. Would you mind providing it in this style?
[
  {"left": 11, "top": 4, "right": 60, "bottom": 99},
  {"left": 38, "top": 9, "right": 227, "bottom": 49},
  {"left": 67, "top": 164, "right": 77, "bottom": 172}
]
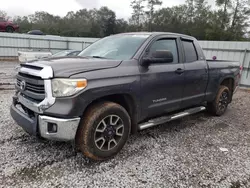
[{"left": 140, "top": 36, "right": 185, "bottom": 119}]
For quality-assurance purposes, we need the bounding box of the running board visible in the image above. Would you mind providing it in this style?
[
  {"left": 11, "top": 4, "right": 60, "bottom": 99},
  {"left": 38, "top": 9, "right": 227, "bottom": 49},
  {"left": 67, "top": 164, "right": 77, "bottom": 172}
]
[{"left": 138, "top": 106, "right": 206, "bottom": 130}]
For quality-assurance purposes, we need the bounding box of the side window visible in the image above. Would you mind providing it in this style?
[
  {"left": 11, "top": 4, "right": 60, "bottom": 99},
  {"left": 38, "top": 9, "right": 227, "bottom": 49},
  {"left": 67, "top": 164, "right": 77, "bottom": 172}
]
[
  {"left": 182, "top": 40, "right": 198, "bottom": 62},
  {"left": 149, "top": 39, "right": 178, "bottom": 63}
]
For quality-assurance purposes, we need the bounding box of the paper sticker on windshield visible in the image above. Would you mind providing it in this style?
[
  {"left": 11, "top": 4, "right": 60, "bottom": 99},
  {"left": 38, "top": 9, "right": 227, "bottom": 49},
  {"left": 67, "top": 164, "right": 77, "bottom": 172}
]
[{"left": 131, "top": 35, "right": 149, "bottom": 38}]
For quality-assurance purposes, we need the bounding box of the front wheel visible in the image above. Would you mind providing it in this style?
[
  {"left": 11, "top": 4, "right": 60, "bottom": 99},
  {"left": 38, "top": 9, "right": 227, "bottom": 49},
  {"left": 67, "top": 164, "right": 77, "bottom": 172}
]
[
  {"left": 76, "top": 102, "right": 131, "bottom": 160},
  {"left": 207, "top": 85, "right": 230, "bottom": 116}
]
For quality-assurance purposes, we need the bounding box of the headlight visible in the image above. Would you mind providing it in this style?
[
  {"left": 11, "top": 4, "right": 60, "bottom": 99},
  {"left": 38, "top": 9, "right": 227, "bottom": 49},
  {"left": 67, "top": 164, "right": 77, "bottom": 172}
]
[{"left": 52, "top": 79, "right": 87, "bottom": 97}]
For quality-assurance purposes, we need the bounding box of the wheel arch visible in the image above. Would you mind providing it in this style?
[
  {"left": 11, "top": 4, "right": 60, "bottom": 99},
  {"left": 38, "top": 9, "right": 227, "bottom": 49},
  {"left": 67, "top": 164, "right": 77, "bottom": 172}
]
[
  {"left": 219, "top": 76, "right": 235, "bottom": 102},
  {"left": 6, "top": 25, "right": 14, "bottom": 31},
  {"left": 82, "top": 93, "right": 139, "bottom": 133}
]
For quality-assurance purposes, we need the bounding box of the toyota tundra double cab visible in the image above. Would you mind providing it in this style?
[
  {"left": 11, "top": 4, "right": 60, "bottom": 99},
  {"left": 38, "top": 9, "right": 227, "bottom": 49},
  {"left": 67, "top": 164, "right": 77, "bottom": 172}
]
[{"left": 11, "top": 32, "right": 241, "bottom": 160}]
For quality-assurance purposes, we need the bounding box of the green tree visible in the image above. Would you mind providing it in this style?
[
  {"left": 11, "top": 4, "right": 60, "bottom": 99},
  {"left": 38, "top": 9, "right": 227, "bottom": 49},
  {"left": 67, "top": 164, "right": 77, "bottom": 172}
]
[
  {"left": 0, "top": 10, "right": 11, "bottom": 20},
  {"left": 216, "top": 0, "right": 232, "bottom": 31},
  {"left": 2, "top": 1, "right": 250, "bottom": 41},
  {"left": 0, "top": 10, "right": 7, "bottom": 18},
  {"left": 229, "top": 0, "right": 250, "bottom": 40},
  {"left": 97, "top": 7, "right": 116, "bottom": 37},
  {"left": 191, "top": 0, "right": 212, "bottom": 39},
  {"left": 185, "top": 0, "right": 195, "bottom": 22},
  {"left": 152, "top": 5, "right": 189, "bottom": 33},
  {"left": 114, "top": 19, "right": 129, "bottom": 33},
  {"left": 146, "top": 0, "right": 162, "bottom": 31},
  {"left": 130, "top": 0, "right": 146, "bottom": 31},
  {"left": 13, "top": 16, "right": 32, "bottom": 33}
]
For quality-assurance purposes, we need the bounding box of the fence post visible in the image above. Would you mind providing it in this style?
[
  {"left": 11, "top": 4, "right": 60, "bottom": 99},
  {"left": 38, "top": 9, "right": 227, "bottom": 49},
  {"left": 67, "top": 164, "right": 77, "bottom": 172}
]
[
  {"left": 242, "top": 49, "right": 247, "bottom": 67},
  {"left": 48, "top": 39, "right": 51, "bottom": 52},
  {"left": 241, "top": 49, "right": 248, "bottom": 80},
  {"left": 66, "top": 40, "right": 69, "bottom": 50},
  {"left": 28, "top": 38, "right": 31, "bottom": 50}
]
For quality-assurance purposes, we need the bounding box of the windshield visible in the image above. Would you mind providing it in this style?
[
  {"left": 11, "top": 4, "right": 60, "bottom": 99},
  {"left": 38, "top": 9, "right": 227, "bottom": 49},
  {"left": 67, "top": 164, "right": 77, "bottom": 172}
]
[{"left": 78, "top": 34, "right": 150, "bottom": 60}]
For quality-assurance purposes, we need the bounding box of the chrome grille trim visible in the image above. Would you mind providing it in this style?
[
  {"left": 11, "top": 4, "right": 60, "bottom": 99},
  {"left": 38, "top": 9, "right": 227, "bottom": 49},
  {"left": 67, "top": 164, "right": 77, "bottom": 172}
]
[
  {"left": 17, "top": 63, "right": 55, "bottom": 113},
  {"left": 17, "top": 78, "right": 45, "bottom": 94},
  {"left": 20, "top": 62, "right": 53, "bottom": 79}
]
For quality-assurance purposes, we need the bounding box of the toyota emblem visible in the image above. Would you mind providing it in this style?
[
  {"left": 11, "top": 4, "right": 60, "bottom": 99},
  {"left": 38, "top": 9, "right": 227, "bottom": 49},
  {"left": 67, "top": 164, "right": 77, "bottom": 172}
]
[{"left": 20, "top": 80, "right": 26, "bottom": 91}]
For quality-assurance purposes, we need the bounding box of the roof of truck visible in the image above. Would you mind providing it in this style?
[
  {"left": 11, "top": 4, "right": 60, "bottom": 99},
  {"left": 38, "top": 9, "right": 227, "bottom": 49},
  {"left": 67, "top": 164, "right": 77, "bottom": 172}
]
[{"left": 116, "top": 32, "right": 196, "bottom": 40}]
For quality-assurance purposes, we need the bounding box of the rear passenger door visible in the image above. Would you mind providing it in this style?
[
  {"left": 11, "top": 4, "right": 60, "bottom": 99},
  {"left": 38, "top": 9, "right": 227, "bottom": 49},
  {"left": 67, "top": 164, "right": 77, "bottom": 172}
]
[{"left": 181, "top": 38, "right": 208, "bottom": 108}]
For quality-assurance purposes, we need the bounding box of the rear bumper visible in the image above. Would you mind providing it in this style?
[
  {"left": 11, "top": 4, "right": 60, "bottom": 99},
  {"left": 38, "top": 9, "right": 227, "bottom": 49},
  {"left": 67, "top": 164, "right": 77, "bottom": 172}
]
[{"left": 10, "top": 100, "right": 80, "bottom": 141}]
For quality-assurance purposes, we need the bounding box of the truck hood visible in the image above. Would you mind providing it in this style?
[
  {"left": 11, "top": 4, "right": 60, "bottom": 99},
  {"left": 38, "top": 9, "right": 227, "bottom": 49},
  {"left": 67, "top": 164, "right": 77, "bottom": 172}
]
[{"left": 31, "top": 57, "right": 122, "bottom": 77}]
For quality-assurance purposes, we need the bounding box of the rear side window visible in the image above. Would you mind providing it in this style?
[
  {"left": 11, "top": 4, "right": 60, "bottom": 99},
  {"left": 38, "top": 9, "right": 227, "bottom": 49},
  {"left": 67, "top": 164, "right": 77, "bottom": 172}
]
[
  {"left": 149, "top": 39, "right": 178, "bottom": 63},
  {"left": 182, "top": 40, "right": 198, "bottom": 62}
]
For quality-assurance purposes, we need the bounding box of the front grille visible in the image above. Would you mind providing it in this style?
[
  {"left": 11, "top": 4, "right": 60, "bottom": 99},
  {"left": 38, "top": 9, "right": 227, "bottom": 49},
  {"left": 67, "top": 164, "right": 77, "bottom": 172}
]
[
  {"left": 17, "top": 79, "right": 44, "bottom": 94},
  {"left": 16, "top": 72, "right": 45, "bottom": 102}
]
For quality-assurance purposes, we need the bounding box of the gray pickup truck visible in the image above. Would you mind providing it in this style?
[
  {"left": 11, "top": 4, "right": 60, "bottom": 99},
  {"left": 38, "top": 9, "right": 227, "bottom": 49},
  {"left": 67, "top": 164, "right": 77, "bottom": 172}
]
[{"left": 11, "top": 32, "right": 241, "bottom": 160}]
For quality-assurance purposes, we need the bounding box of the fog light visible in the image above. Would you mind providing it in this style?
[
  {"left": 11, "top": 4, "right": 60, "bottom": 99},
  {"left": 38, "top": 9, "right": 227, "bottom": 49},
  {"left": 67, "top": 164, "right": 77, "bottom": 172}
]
[{"left": 48, "top": 123, "right": 57, "bottom": 133}]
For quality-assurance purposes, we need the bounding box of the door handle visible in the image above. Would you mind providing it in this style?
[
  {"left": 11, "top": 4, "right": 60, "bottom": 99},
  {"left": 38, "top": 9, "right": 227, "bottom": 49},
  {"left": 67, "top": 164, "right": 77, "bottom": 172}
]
[{"left": 175, "top": 68, "right": 184, "bottom": 74}]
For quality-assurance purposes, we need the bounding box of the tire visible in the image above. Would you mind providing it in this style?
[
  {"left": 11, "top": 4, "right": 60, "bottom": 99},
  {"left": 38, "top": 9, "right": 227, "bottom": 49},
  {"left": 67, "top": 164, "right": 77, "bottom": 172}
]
[
  {"left": 207, "top": 85, "right": 230, "bottom": 116},
  {"left": 76, "top": 102, "right": 131, "bottom": 160},
  {"left": 6, "top": 26, "right": 14, "bottom": 33}
]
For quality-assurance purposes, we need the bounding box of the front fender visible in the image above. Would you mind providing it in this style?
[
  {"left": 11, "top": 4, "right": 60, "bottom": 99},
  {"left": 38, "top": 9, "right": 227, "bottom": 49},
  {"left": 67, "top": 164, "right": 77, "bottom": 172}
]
[
  {"left": 45, "top": 60, "right": 141, "bottom": 118},
  {"left": 44, "top": 85, "right": 140, "bottom": 118},
  {"left": 44, "top": 76, "right": 141, "bottom": 119}
]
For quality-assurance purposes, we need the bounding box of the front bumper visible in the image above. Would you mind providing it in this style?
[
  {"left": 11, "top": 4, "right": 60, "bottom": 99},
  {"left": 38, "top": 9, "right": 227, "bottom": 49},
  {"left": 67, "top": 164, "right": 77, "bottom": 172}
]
[
  {"left": 10, "top": 101, "right": 80, "bottom": 141},
  {"left": 38, "top": 115, "right": 80, "bottom": 141}
]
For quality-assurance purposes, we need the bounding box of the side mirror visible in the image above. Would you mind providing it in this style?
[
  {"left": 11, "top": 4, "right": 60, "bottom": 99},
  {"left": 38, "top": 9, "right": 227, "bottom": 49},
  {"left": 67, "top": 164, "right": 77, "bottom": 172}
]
[{"left": 141, "top": 50, "right": 173, "bottom": 66}]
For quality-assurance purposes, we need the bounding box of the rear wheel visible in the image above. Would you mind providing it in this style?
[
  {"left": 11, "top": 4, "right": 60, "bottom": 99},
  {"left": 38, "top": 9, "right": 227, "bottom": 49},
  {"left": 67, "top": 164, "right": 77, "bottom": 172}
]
[
  {"left": 6, "top": 26, "right": 14, "bottom": 33},
  {"left": 207, "top": 85, "right": 230, "bottom": 116},
  {"left": 76, "top": 102, "right": 131, "bottom": 160}
]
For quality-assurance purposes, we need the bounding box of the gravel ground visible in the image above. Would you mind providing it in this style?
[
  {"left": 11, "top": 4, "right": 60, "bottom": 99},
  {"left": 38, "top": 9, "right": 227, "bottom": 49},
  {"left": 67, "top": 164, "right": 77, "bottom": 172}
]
[
  {"left": 1, "top": 62, "right": 250, "bottom": 187},
  {"left": 1, "top": 88, "right": 250, "bottom": 188},
  {"left": 0, "top": 62, "right": 19, "bottom": 90}
]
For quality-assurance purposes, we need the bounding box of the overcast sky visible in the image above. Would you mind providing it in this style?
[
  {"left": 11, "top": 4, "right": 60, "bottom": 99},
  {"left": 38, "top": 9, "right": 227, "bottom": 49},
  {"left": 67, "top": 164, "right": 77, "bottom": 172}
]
[
  {"left": 2, "top": 0, "right": 217, "bottom": 19},
  {"left": 1, "top": 0, "right": 190, "bottom": 19}
]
